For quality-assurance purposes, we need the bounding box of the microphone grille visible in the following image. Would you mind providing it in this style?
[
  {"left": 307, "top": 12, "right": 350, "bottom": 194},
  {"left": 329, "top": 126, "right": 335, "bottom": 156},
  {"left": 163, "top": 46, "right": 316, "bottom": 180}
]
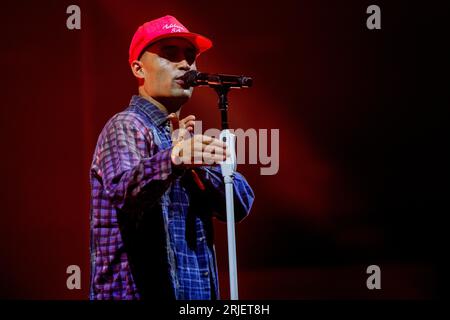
[{"left": 181, "top": 70, "right": 200, "bottom": 87}]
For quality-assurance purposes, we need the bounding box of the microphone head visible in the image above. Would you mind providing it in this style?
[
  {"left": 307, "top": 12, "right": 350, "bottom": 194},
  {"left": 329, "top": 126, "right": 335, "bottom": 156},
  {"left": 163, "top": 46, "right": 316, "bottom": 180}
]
[
  {"left": 179, "top": 70, "right": 200, "bottom": 87},
  {"left": 179, "top": 70, "right": 253, "bottom": 88}
]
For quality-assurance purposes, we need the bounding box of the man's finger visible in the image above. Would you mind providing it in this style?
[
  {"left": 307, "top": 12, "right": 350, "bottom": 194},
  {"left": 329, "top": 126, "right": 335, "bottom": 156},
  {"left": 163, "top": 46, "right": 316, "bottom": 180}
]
[
  {"left": 179, "top": 115, "right": 195, "bottom": 128},
  {"left": 181, "top": 115, "right": 195, "bottom": 122},
  {"left": 194, "top": 135, "right": 223, "bottom": 146},
  {"left": 168, "top": 113, "right": 179, "bottom": 131},
  {"left": 194, "top": 134, "right": 213, "bottom": 144},
  {"left": 202, "top": 153, "right": 227, "bottom": 163},
  {"left": 184, "top": 120, "right": 196, "bottom": 128},
  {"left": 204, "top": 144, "right": 227, "bottom": 155},
  {"left": 203, "top": 138, "right": 226, "bottom": 149}
]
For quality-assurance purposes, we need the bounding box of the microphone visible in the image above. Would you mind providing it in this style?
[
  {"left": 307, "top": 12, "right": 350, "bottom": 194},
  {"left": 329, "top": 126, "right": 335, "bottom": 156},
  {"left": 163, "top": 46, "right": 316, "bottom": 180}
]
[{"left": 178, "top": 70, "right": 253, "bottom": 88}]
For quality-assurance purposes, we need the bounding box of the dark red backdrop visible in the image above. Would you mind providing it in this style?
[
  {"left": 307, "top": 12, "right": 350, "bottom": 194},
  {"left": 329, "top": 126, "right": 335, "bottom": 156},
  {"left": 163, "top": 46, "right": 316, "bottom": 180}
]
[{"left": 0, "top": 0, "right": 446, "bottom": 299}]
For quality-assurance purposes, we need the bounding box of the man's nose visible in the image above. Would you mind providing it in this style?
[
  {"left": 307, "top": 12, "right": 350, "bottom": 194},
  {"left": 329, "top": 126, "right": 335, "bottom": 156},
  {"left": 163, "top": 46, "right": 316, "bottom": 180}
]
[{"left": 177, "top": 59, "right": 191, "bottom": 71}]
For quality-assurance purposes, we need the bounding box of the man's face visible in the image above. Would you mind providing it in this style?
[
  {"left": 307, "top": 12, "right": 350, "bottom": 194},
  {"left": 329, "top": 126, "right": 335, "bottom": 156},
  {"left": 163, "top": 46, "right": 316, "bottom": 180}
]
[{"left": 138, "top": 37, "right": 198, "bottom": 110}]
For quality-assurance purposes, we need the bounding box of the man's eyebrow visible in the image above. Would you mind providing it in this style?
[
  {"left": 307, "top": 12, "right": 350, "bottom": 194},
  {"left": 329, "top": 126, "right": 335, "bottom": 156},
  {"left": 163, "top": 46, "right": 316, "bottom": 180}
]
[{"left": 160, "top": 44, "right": 196, "bottom": 51}]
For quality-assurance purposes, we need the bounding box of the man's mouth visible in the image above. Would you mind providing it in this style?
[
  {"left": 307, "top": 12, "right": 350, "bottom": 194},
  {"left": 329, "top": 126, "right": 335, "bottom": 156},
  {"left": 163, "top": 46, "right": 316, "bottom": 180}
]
[{"left": 174, "top": 75, "right": 189, "bottom": 89}]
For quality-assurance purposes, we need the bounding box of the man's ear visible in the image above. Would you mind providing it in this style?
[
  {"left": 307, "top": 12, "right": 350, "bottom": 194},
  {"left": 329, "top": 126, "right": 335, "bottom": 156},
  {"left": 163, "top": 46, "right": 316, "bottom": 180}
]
[{"left": 131, "top": 61, "right": 145, "bottom": 79}]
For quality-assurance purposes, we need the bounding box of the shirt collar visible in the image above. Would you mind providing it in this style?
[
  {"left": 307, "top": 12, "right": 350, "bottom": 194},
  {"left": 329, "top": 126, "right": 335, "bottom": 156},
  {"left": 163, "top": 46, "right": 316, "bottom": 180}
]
[{"left": 130, "top": 95, "right": 169, "bottom": 127}]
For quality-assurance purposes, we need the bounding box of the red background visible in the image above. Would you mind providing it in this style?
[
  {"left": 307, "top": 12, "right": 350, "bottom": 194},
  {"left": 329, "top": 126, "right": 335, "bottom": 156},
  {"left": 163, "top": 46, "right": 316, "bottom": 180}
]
[{"left": 0, "top": 0, "right": 446, "bottom": 299}]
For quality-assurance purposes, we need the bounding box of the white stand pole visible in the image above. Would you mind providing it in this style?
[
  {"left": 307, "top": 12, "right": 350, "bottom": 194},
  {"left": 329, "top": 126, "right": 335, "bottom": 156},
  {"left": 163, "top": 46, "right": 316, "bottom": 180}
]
[{"left": 220, "top": 129, "right": 239, "bottom": 300}]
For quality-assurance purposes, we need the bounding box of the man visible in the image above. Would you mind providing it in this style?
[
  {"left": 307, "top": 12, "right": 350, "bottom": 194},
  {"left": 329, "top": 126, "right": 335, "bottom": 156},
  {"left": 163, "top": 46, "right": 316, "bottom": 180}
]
[{"left": 89, "top": 15, "right": 254, "bottom": 300}]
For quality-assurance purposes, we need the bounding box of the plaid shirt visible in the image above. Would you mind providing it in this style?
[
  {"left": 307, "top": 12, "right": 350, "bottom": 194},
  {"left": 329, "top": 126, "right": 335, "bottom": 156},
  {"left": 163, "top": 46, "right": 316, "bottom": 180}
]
[{"left": 89, "top": 95, "right": 254, "bottom": 300}]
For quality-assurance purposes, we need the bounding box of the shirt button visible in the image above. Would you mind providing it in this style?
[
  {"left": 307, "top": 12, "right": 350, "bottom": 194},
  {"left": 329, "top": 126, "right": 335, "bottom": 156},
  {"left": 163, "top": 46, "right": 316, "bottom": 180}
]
[{"left": 203, "top": 271, "right": 209, "bottom": 277}]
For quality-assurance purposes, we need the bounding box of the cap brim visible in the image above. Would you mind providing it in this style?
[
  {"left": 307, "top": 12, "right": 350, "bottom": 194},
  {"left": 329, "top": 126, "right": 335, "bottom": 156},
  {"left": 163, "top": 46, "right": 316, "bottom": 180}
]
[{"left": 140, "top": 32, "right": 213, "bottom": 58}]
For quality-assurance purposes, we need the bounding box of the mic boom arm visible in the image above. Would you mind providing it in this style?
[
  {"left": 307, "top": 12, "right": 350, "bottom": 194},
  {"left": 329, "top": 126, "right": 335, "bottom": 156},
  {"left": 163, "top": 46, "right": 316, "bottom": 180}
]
[{"left": 180, "top": 70, "right": 253, "bottom": 88}]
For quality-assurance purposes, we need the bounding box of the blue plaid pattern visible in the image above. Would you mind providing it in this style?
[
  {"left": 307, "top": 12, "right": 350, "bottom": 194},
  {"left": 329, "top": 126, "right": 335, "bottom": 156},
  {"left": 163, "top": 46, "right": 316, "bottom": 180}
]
[{"left": 89, "top": 95, "right": 254, "bottom": 300}]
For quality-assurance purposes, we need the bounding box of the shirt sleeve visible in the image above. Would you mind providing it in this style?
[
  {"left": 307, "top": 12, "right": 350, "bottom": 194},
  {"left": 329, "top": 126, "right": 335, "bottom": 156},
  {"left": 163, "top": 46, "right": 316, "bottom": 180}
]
[
  {"left": 193, "top": 165, "right": 255, "bottom": 222},
  {"left": 94, "top": 117, "right": 180, "bottom": 209}
]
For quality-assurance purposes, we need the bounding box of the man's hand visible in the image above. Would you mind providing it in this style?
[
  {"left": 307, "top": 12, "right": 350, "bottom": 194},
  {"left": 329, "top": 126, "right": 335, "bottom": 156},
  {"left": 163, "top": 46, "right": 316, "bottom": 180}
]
[
  {"left": 169, "top": 113, "right": 195, "bottom": 145},
  {"left": 168, "top": 113, "right": 229, "bottom": 167}
]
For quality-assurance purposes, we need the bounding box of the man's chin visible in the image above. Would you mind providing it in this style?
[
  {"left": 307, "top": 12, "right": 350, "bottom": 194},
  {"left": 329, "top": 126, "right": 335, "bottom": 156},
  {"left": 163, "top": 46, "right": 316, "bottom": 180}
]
[{"left": 173, "top": 88, "right": 192, "bottom": 100}]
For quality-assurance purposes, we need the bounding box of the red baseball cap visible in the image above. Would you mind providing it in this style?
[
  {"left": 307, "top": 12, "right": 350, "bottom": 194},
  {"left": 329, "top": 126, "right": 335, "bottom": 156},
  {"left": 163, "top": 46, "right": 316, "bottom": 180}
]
[{"left": 128, "top": 15, "right": 213, "bottom": 65}]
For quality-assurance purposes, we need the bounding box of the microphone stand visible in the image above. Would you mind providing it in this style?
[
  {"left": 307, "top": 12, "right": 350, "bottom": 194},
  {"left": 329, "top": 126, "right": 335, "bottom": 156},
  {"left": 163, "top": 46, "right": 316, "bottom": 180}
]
[
  {"left": 183, "top": 69, "right": 252, "bottom": 300},
  {"left": 213, "top": 85, "right": 239, "bottom": 300}
]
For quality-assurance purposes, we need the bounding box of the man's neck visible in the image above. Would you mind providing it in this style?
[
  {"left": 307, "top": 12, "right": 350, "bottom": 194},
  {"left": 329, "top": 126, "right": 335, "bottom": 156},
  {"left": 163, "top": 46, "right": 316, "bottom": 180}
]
[{"left": 138, "top": 87, "right": 180, "bottom": 117}]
